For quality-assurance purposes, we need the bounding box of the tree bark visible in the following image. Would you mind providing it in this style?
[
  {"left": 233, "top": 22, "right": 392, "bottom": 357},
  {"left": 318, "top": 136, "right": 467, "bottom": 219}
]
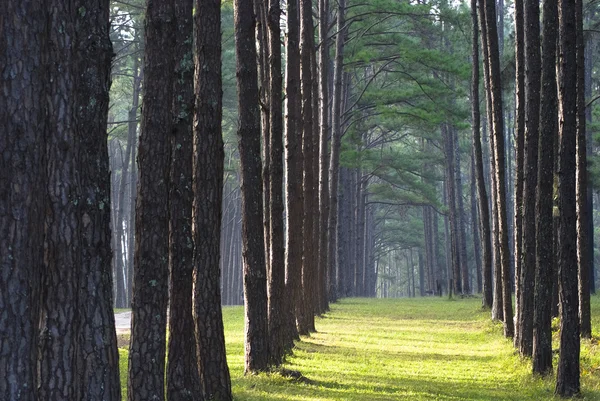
[
  {"left": 512, "top": 0, "right": 525, "bottom": 341},
  {"left": 555, "top": 0, "right": 581, "bottom": 395},
  {"left": 193, "top": 0, "right": 233, "bottom": 397},
  {"left": 575, "top": 0, "right": 591, "bottom": 339},
  {"left": 480, "top": 0, "right": 513, "bottom": 337},
  {"left": 267, "top": 0, "right": 287, "bottom": 366},
  {"left": 0, "top": 2, "right": 47, "bottom": 399},
  {"left": 532, "top": 0, "right": 557, "bottom": 377},
  {"left": 128, "top": 1, "right": 174, "bottom": 399},
  {"left": 168, "top": 0, "right": 202, "bottom": 399},
  {"left": 284, "top": 0, "right": 303, "bottom": 347},
  {"left": 517, "top": 0, "right": 540, "bottom": 357},
  {"left": 234, "top": 0, "right": 270, "bottom": 374}
]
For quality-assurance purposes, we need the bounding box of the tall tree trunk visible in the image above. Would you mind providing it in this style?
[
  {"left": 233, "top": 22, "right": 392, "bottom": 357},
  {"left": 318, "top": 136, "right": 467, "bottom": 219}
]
[
  {"left": 533, "top": 0, "right": 557, "bottom": 377},
  {"left": 585, "top": 15, "right": 595, "bottom": 296},
  {"left": 39, "top": 3, "right": 81, "bottom": 398},
  {"left": 267, "top": 0, "right": 287, "bottom": 365},
  {"left": 555, "top": 0, "right": 581, "bottom": 395},
  {"left": 318, "top": 0, "right": 331, "bottom": 312},
  {"left": 168, "top": 0, "right": 202, "bottom": 399},
  {"left": 471, "top": 152, "right": 483, "bottom": 295},
  {"left": 300, "top": 0, "right": 317, "bottom": 333},
  {"left": 128, "top": 1, "right": 174, "bottom": 399},
  {"left": 234, "top": 0, "right": 269, "bottom": 374},
  {"left": 328, "top": 0, "right": 347, "bottom": 302},
  {"left": 512, "top": 0, "right": 525, "bottom": 340},
  {"left": 75, "top": 2, "right": 121, "bottom": 399},
  {"left": 576, "top": 0, "right": 591, "bottom": 339},
  {"left": 517, "top": 0, "right": 540, "bottom": 357},
  {"left": 0, "top": 2, "right": 47, "bottom": 399},
  {"left": 443, "top": 124, "right": 462, "bottom": 295},
  {"left": 194, "top": 0, "right": 233, "bottom": 397},
  {"left": 284, "top": 0, "right": 303, "bottom": 347},
  {"left": 454, "top": 126, "right": 470, "bottom": 294},
  {"left": 480, "top": 0, "right": 513, "bottom": 337}
]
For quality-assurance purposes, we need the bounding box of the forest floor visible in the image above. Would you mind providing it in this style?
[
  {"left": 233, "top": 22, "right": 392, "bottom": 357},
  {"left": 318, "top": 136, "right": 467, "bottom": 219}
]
[{"left": 117, "top": 296, "right": 600, "bottom": 400}]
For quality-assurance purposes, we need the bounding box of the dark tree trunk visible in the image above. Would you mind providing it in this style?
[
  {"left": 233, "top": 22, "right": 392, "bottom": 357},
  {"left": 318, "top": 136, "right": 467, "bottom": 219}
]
[
  {"left": 443, "top": 124, "right": 462, "bottom": 295},
  {"left": 471, "top": 153, "right": 483, "bottom": 295},
  {"left": 300, "top": 0, "right": 317, "bottom": 333},
  {"left": 533, "top": 0, "right": 557, "bottom": 377},
  {"left": 234, "top": 0, "right": 269, "bottom": 373},
  {"left": 0, "top": 2, "right": 47, "bottom": 399},
  {"left": 575, "top": 0, "right": 591, "bottom": 339},
  {"left": 75, "top": 2, "right": 121, "bottom": 399},
  {"left": 512, "top": 0, "right": 525, "bottom": 340},
  {"left": 194, "top": 0, "right": 232, "bottom": 397},
  {"left": 168, "top": 0, "right": 202, "bottom": 399},
  {"left": 517, "top": 0, "right": 540, "bottom": 357},
  {"left": 454, "top": 126, "right": 470, "bottom": 294},
  {"left": 480, "top": 0, "right": 513, "bottom": 337},
  {"left": 318, "top": 0, "right": 331, "bottom": 312},
  {"left": 585, "top": 18, "right": 595, "bottom": 296},
  {"left": 267, "top": 0, "right": 287, "bottom": 366},
  {"left": 555, "top": 0, "right": 581, "bottom": 396},
  {"left": 39, "top": 3, "right": 81, "bottom": 398},
  {"left": 328, "top": 0, "right": 347, "bottom": 302},
  {"left": 284, "top": 0, "right": 303, "bottom": 347},
  {"left": 128, "top": 1, "right": 174, "bottom": 399}
]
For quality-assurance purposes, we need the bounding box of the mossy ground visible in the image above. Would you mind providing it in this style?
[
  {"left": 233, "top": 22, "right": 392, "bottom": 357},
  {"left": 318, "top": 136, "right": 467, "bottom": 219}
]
[{"left": 118, "top": 295, "right": 600, "bottom": 400}]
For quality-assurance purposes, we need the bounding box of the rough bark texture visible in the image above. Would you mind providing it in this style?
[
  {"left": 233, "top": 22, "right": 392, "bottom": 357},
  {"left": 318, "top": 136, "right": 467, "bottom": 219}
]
[
  {"left": 168, "top": 0, "right": 202, "bottom": 399},
  {"left": 0, "top": 2, "right": 47, "bottom": 399},
  {"left": 194, "top": 0, "right": 232, "bottom": 397},
  {"left": 533, "top": 0, "right": 557, "bottom": 377},
  {"left": 556, "top": 0, "right": 581, "bottom": 396},
  {"left": 284, "top": 0, "right": 303, "bottom": 347},
  {"left": 517, "top": 0, "right": 540, "bottom": 358},
  {"left": 75, "top": 1, "right": 121, "bottom": 399},
  {"left": 267, "top": 0, "right": 287, "bottom": 366},
  {"left": 575, "top": 0, "right": 592, "bottom": 340},
  {"left": 128, "top": 0, "right": 174, "bottom": 399},
  {"left": 234, "top": 0, "right": 270, "bottom": 373},
  {"left": 39, "top": 3, "right": 80, "bottom": 398}
]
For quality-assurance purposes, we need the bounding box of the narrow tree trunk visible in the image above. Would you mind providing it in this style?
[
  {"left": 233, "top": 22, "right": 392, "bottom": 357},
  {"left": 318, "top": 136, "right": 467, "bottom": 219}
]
[
  {"left": 533, "top": 0, "right": 557, "bottom": 377},
  {"left": 576, "top": 0, "right": 591, "bottom": 339},
  {"left": 555, "top": 0, "right": 581, "bottom": 395},
  {"left": 284, "top": 0, "right": 303, "bottom": 346},
  {"left": 517, "top": 0, "right": 540, "bottom": 357}
]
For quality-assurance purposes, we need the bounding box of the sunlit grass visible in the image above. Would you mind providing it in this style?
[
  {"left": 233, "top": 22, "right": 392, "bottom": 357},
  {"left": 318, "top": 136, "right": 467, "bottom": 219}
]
[{"left": 118, "top": 295, "right": 600, "bottom": 400}]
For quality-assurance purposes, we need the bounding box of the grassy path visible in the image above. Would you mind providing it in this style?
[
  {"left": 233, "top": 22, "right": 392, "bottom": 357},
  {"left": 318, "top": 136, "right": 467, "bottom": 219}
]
[{"left": 119, "top": 296, "right": 600, "bottom": 400}]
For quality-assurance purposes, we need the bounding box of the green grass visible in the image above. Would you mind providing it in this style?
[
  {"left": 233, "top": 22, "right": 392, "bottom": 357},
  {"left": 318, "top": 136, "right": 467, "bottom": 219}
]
[
  {"left": 114, "top": 308, "right": 131, "bottom": 314},
  {"left": 118, "top": 295, "right": 600, "bottom": 400}
]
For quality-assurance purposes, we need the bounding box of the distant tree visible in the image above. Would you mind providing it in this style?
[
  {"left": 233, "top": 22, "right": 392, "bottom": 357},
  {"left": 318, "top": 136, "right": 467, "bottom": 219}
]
[
  {"left": 234, "top": 0, "right": 270, "bottom": 373},
  {"left": 555, "top": 0, "right": 581, "bottom": 396},
  {"left": 128, "top": 0, "right": 174, "bottom": 399},
  {"left": 328, "top": 0, "right": 347, "bottom": 303},
  {"left": 532, "top": 0, "right": 557, "bottom": 377},
  {"left": 0, "top": 2, "right": 47, "bottom": 399},
  {"left": 167, "top": 0, "right": 202, "bottom": 400},
  {"left": 193, "top": 0, "right": 233, "bottom": 397}
]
